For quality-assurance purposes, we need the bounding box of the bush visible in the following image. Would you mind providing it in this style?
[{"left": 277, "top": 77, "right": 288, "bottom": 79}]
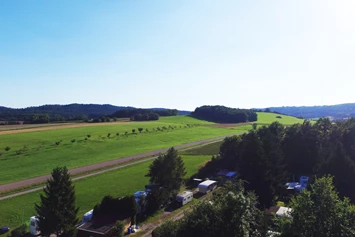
[
  {"left": 107, "top": 133, "right": 111, "bottom": 138},
  {"left": 116, "top": 132, "right": 119, "bottom": 136},
  {"left": 87, "top": 134, "right": 91, "bottom": 138},
  {"left": 276, "top": 116, "right": 282, "bottom": 119},
  {"left": 71, "top": 139, "right": 76, "bottom": 143},
  {"left": 115, "top": 221, "right": 125, "bottom": 237},
  {"left": 9, "top": 224, "right": 27, "bottom": 237},
  {"left": 132, "top": 129, "right": 136, "bottom": 133},
  {"left": 138, "top": 128, "right": 143, "bottom": 133},
  {"left": 5, "top": 146, "right": 10, "bottom": 152}
]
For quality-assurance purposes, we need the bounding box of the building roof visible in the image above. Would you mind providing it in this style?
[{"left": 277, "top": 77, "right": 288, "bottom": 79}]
[
  {"left": 198, "top": 180, "right": 217, "bottom": 188},
  {"left": 177, "top": 191, "right": 193, "bottom": 197},
  {"left": 217, "top": 169, "right": 229, "bottom": 176},
  {"left": 77, "top": 222, "right": 115, "bottom": 235},
  {"left": 225, "top": 171, "right": 237, "bottom": 177},
  {"left": 276, "top": 207, "right": 292, "bottom": 218}
]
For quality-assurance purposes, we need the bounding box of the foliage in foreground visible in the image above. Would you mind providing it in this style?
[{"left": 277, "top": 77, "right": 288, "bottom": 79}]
[
  {"left": 277, "top": 176, "right": 355, "bottom": 237},
  {"left": 152, "top": 180, "right": 263, "bottom": 237}
]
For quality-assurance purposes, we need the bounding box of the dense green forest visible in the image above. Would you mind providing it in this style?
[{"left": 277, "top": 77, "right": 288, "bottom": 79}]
[
  {"left": 191, "top": 105, "right": 258, "bottom": 123},
  {"left": 0, "top": 104, "right": 187, "bottom": 124},
  {"left": 111, "top": 108, "right": 177, "bottom": 119},
  {"left": 153, "top": 118, "right": 355, "bottom": 236},
  {"left": 268, "top": 103, "right": 355, "bottom": 120},
  {"left": 198, "top": 118, "right": 355, "bottom": 206}
]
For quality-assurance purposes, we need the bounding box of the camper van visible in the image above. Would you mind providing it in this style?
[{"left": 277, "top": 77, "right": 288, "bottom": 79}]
[
  {"left": 176, "top": 191, "right": 193, "bottom": 206},
  {"left": 30, "top": 216, "right": 40, "bottom": 236},
  {"left": 82, "top": 209, "right": 93, "bottom": 224},
  {"left": 198, "top": 180, "right": 217, "bottom": 194}
]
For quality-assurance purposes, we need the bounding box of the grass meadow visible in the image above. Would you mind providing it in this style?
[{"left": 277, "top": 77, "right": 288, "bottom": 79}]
[
  {"left": 0, "top": 152, "right": 213, "bottom": 231},
  {"left": 0, "top": 113, "right": 302, "bottom": 184}
]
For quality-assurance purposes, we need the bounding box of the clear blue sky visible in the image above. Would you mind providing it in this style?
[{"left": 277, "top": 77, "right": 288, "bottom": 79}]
[{"left": 1, "top": 0, "right": 355, "bottom": 110}]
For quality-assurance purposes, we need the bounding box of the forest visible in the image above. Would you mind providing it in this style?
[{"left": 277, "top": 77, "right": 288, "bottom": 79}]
[
  {"left": 0, "top": 104, "right": 182, "bottom": 124},
  {"left": 191, "top": 105, "right": 258, "bottom": 123}
]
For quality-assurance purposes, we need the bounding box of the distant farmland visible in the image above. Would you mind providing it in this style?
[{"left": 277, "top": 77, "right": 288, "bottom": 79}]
[{"left": 0, "top": 113, "right": 303, "bottom": 185}]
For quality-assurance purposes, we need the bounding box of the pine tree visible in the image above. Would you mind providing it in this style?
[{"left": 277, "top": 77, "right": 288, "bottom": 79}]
[
  {"left": 146, "top": 147, "right": 186, "bottom": 194},
  {"left": 35, "top": 167, "right": 79, "bottom": 237}
]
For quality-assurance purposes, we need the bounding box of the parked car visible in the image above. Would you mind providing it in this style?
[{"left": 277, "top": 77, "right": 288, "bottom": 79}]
[{"left": 0, "top": 227, "right": 10, "bottom": 235}]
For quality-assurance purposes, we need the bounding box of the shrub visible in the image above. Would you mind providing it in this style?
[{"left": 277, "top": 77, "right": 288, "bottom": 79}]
[
  {"left": 5, "top": 146, "right": 10, "bottom": 152},
  {"left": 276, "top": 116, "right": 282, "bottom": 119},
  {"left": 84, "top": 137, "right": 88, "bottom": 141},
  {"left": 55, "top": 141, "right": 61, "bottom": 146},
  {"left": 116, "top": 132, "right": 119, "bottom": 136},
  {"left": 146, "top": 128, "right": 149, "bottom": 133},
  {"left": 138, "top": 128, "right": 143, "bottom": 133},
  {"left": 71, "top": 139, "right": 76, "bottom": 143},
  {"left": 107, "top": 133, "right": 111, "bottom": 138},
  {"left": 132, "top": 129, "right": 136, "bottom": 133},
  {"left": 9, "top": 224, "right": 27, "bottom": 237},
  {"left": 115, "top": 221, "right": 125, "bottom": 237},
  {"left": 87, "top": 134, "right": 91, "bottom": 138}
]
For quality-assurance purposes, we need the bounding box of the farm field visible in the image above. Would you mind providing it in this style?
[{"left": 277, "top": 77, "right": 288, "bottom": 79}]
[
  {"left": 0, "top": 113, "right": 302, "bottom": 185},
  {"left": 0, "top": 153, "right": 212, "bottom": 231},
  {"left": 256, "top": 112, "right": 304, "bottom": 125}
]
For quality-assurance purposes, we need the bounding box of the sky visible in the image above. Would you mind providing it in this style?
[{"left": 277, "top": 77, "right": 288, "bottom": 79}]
[{"left": 1, "top": 0, "right": 355, "bottom": 110}]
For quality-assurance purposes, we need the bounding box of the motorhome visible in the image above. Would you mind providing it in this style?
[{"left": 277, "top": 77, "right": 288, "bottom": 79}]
[
  {"left": 198, "top": 180, "right": 217, "bottom": 194},
  {"left": 30, "top": 216, "right": 40, "bottom": 236},
  {"left": 82, "top": 209, "right": 93, "bottom": 224},
  {"left": 176, "top": 191, "right": 193, "bottom": 206}
]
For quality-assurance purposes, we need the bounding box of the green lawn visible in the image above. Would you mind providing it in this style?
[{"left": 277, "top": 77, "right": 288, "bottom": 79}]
[{"left": 0, "top": 154, "right": 212, "bottom": 231}]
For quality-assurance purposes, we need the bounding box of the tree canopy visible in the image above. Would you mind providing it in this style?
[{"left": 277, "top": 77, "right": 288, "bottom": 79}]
[
  {"left": 191, "top": 105, "right": 257, "bottom": 123},
  {"left": 35, "top": 166, "right": 79, "bottom": 237}
]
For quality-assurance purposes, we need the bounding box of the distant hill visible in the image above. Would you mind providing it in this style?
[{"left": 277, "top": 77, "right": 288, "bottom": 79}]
[
  {"left": 0, "top": 104, "right": 191, "bottom": 122},
  {"left": 266, "top": 103, "right": 355, "bottom": 120}
]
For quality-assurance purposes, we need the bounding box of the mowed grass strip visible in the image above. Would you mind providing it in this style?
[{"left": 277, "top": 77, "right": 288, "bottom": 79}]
[{"left": 0, "top": 154, "right": 211, "bottom": 231}]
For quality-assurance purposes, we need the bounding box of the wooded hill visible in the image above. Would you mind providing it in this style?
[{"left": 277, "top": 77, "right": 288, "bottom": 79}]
[
  {"left": 267, "top": 103, "right": 355, "bottom": 120},
  {"left": 0, "top": 104, "right": 190, "bottom": 123},
  {"left": 191, "top": 105, "right": 257, "bottom": 123}
]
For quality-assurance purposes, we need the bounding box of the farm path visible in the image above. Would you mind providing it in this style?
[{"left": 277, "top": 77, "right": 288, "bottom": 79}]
[
  {"left": 0, "top": 134, "right": 239, "bottom": 199},
  {"left": 0, "top": 121, "right": 130, "bottom": 135}
]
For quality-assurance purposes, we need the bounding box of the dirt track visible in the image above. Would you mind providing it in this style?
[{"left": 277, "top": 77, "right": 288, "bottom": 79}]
[
  {"left": 0, "top": 121, "right": 130, "bottom": 135},
  {"left": 0, "top": 135, "right": 233, "bottom": 195}
]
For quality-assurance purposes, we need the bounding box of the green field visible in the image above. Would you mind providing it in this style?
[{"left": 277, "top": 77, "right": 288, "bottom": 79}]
[
  {"left": 0, "top": 154, "right": 212, "bottom": 231},
  {"left": 256, "top": 112, "right": 304, "bottom": 125},
  {"left": 0, "top": 114, "right": 302, "bottom": 185}
]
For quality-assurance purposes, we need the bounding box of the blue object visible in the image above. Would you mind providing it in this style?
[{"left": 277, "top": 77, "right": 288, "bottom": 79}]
[
  {"left": 128, "top": 227, "right": 132, "bottom": 234},
  {"left": 225, "top": 171, "right": 237, "bottom": 178},
  {"left": 136, "top": 225, "right": 139, "bottom": 229}
]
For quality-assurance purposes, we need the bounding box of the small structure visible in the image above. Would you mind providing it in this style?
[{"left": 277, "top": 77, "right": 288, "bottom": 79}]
[
  {"left": 265, "top": 206, "right": 292, "bottom": 218},
  {"left": 217, "top": 169, "right": 229, "bottom": 176},
  {"left": 225, "top": 171, "right": 238, "bottom": 179},
  {"left": 29, "top": 216, "right": 40, "bottom": 236},
  {"left": 134, "top": 191, "right": 147, "bottom": 213},
  {"left": 285, "top": 176, "right": 309, "bottom": 192},
  {"left": 198, "top": 180, "right": 217, "bottom": 194},
  {"left": 77, "top": 222, "right": 116, "bottom": 237},
  {"left": 82, "top": 209, "right": 93, "bottom": 224},
  {"left": 276, "top": 207, "right": 292, "bottom": 218},
  {"left": 176, "top": 191, "right": 193, "bottom": 206}
]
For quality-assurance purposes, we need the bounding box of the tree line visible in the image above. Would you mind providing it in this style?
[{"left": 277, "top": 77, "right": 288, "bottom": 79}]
[
  {"left": 0, "top": 104, "right": 182, "bottom": 124},
  {"left": 191, "top": 105, "right": 257, "bottom": 123}
]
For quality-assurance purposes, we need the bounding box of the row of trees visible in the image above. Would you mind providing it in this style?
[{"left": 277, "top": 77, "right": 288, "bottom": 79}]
[
  {"left": 130, "top": 112, "right": 159, "bottom": 121},
  {"left": 191, "top": 105, "right": 257, "bottom": 123},
  {"left": 111, "top": 108, "right": 178, "bottom": 119}
]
